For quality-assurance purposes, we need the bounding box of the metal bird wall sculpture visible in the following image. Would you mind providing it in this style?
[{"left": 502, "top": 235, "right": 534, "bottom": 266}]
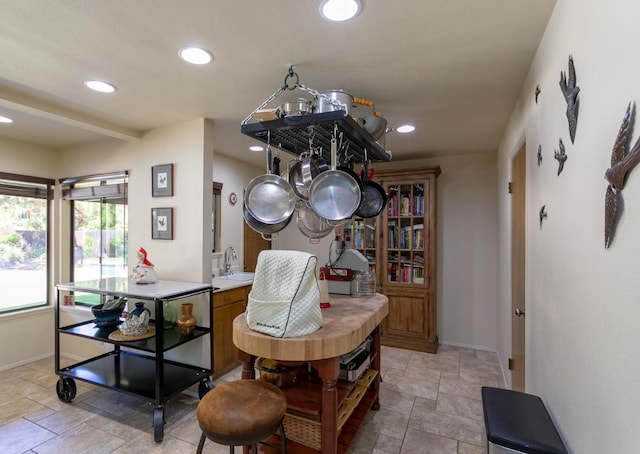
[
  {"left": 537, "top": 144, "right": 542, "bottom": 167},
  {"left": 559, "top": 55, "right": 580, "bottom": 144},
  {"left": 539, "top": 205, "right": 547, "bottom": 227},
  {"left": 554, "top": 139, "right": 567, "bottom": 175},
  {"left": 604, "top": 102, "right": 640, "bottom": 248}
]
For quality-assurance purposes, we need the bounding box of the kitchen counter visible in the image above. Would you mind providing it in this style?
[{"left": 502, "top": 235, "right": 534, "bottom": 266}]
[
  {"left": 211, "top": 277, "right": 253, "bottom": 292},
  {"left": 233, "top": 293, "right": 388, "bottom": 453},
  {"left": 233, "top": 293, "right": 388, "bottom": 361}
]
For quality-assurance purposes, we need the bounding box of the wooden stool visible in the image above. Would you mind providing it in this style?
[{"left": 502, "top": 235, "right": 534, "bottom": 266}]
[{"left": 196, "top": 379, "right": 287, "bottom": 454}]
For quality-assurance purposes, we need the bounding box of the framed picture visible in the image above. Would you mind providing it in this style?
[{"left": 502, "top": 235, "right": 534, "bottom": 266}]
[
  {"left": 152, "top": 208, "right": 173, "bottom": 240},
  {"left": 152, "top": 164, "right": 174, "bottom": 197}
]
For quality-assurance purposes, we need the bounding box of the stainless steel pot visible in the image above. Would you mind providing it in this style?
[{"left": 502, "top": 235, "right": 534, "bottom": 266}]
[
  {"left": 244, "top": 147, "right": 296, "bottom": 225},
  {"left": 308, "top": 137, "right": 362, "bottom": 221},
  {"left": 362, "top": 115, "right": 388, "bottom": 141},
  {"left": 301, "top": 151, "right": 328, "bottom": 188},
  {"left": 243, "top": 205, "right": 291, "bottom": 241},
  {"left": 288, "top": 157, "right": 308, "bottom": 200},
  {"left": 297, "top": 202, "right": 334, "bottom": 243},
  {"left": 279, "top": 98, "right": 312, "bottom": 117},
  {"left": 314, "top": 90, "right": 354, "bottom": 116}
]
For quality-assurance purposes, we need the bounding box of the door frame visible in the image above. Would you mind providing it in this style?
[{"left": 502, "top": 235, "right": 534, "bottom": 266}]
[{"left": 511, "top": 142, "right": 526, "bottom": 391}]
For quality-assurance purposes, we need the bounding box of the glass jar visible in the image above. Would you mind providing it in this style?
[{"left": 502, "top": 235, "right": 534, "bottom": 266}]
[{"left": 351, "top": 269, "right": 376, "bottom": 297}]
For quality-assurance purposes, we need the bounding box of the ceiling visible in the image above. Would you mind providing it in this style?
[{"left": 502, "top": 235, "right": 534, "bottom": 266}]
[{"left": 0, "top": 0, "right": 556, "bottom": 169}]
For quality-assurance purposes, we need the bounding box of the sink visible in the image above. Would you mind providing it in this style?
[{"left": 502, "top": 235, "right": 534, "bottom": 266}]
[{"left": 216, "top": 272, "right": 254, "bottom": 281}]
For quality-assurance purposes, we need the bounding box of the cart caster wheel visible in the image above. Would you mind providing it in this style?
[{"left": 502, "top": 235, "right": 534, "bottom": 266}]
[
  {"left": 198, "top": 378, "right": 215, "bottom": 399},
  {"left": 153, "top": 407, "right": 165, "bottom": 442},
  {"left": 56, "top": 377, "right": 77, "bottom": 403}
]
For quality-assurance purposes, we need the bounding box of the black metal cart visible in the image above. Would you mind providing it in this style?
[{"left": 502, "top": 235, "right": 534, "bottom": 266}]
[{"left": 55, "top": 278, "right": 215, "bottom": 442}]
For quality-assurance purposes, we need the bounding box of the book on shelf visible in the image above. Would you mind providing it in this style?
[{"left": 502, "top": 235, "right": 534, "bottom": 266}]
[
  {"left": 412, "top": 223, "right": 424, "bottom": 249},
  {"left": 400, "top": 195, "right": 411, "bottom": 216},
  {"left": 388, "top": 195, "right": 398, "bottom": 216},
  {"left": 410, "top": 264, "right": 425, "bottom": 284},
  {"left": 413, "top": 195, "right": 424, "bottom": 215}
]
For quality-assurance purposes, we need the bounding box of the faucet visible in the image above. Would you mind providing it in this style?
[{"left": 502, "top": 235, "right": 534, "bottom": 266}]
[{"left": 223, "top": 246, "right": 237, "bottom": 276}]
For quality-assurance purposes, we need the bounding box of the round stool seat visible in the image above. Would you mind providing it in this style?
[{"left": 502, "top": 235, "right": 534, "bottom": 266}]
[{"left": 197, "top": 379, "right": 287, "bottom": 446}]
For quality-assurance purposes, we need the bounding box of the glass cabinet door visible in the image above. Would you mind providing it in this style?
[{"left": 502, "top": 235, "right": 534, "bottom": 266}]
[
  {"left": 384, "top": 181, "right": 427, "bottom": 285},
  {"left": 347, "top": 218, "right": 377, "bottom": 274}
]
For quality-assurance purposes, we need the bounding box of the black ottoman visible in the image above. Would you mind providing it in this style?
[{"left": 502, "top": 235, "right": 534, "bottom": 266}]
[{"left": 481, "top": 387, "right": 567, "bottom": 454}]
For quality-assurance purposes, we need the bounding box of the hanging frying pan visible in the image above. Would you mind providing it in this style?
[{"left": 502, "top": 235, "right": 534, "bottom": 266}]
[
  {"left": 244, "top": 145, "right": 296, "bottom": 225},
  {"left": 355, "top": 164, "right": 387, "bottom": 218},
  {"left": 308, "top": 137, "right": 362, "bottom": 221}
]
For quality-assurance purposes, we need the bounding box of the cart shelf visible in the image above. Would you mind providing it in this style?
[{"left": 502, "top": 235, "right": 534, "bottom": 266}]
[
  {"left": 58, "top": 321, "right": 210, "bottom": 353},
  {"left": 58, "top": 350, "right": 209, "bottom": 401}
]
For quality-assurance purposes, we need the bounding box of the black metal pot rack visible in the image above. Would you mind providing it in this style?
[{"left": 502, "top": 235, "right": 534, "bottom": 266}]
[{"left": 240, "top": 67, "right": 392, "bottom": 164}]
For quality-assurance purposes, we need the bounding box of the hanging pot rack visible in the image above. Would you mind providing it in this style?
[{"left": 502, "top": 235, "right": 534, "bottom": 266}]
[{"left": 240, "top": 67, "right": 392, "bottom": 164}]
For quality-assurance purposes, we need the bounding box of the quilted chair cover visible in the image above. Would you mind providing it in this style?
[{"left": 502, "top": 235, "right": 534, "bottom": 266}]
[{"left": 246, "top": 250, "right": 322, "bottom": 338}]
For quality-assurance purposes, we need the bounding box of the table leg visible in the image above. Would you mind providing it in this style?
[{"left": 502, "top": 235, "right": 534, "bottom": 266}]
[
  {"left": 312, "top": 357, "right": 340, "bottom": 454},
  {"left": 238, "top": 349, "right": 256, "bottom": 380},
  {"left": 371, "top": 326, "right": 381, "bottom": 410},
  {"left": 238, "top": 350, "right": 256, "bottom": 454}
]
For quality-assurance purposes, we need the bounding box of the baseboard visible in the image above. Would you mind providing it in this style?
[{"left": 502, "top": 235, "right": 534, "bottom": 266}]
[
  {"left": 0, "top": 352, "right": 54, "bottom": 372},
  {"left": 440, "top": 340, "right": 495, "bottom": 352}
]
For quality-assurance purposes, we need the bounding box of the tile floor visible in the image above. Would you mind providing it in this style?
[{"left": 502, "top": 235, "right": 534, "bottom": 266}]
[{"left": 0, "top": 345, "right": 505, "bottom": 453}]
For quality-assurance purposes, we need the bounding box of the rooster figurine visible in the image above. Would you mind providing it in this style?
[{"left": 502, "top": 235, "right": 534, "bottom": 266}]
[
  {"left": 560, "top": 55, "right": 580, "bottom": 144},
  {"left": 604, "top": 102, "right": 640, "bottom": 248}
]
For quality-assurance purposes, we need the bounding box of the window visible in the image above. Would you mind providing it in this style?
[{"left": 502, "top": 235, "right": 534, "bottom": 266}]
[
  {"left": 0, "top": 172, "right": 54, "bottom": 314},
  {"left": 212, "top": 182, "right": 222, "bottom": 253},
  {"left": 61, "top": 172, "right": 128, "bottom": 305}
]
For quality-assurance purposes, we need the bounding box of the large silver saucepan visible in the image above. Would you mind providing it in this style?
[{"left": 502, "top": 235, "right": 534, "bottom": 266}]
[
  {"left": 245, "top": 146, "right": 296, "bottom": 225},
  {"left": 308, "top": 137, "right": 362, "bottom": 221}
]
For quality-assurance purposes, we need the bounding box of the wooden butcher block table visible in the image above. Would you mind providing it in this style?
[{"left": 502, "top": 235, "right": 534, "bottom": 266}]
[{"left": 233, "top": 293, "right": 388, "bottom": 454}]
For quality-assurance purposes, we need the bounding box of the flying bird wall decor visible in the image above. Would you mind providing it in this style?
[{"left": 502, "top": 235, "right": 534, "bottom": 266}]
[
  {"left": 604, "top": 102, "right": 640, "bottom": 248},
  {"left": 535, "top": 84, "right": 541, "bottom": 104},
  {"left": 560, "top": 55, "right": 580, "bottom": 144},
  {"left": 554, "top": 138, "right": 567, "bottom": 175},
  {"left": 538, "top": 144, "right": 542, "bottom": 167},
  {"left": 539, "top": 205, "right": 548, "bottom": 227}
]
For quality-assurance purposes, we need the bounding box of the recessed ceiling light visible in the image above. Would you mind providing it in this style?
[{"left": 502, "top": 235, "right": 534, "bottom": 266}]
[
  {"left": 249, "top": 145, "right": 264, "bottom": 152},
  {"left": 179, "top": 47, "right": 214, "bottom": 65},
  {"left": 84, "top": 80, "right": 117, "bottom": 93},
  {"left": 319, "top": 0, "right": 361, "bottom": 22},
  {"left": 0, "top": 115, "right": 13, "bottom": 123},
  {"left": 396, "top": 124, "right": 415, "bottom": 134}
]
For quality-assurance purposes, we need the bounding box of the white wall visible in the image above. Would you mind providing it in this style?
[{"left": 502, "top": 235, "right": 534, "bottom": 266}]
[
  {"left": 59, "top": 118, "right": 213, "bottom": 283},
  {"left": 279, "top": 154, "right": 499, "bottom": 351},
  {"left": 0, "top": 138, "right": 59, "bottom": 370},
  {"left": 497, "top": 1, "right": 640, "bottom": 452},
  {"left": 211, "top": 153, "right": 262, "bottom": 275},
  {"left": 376, "top": 154, "right": 498, "bottom": 351},
  {"left": 57, "top": 119, "right": 213, "bottom": 365},
  {"left": 0, "top": 119, "right": 214, "bottom": 369}
]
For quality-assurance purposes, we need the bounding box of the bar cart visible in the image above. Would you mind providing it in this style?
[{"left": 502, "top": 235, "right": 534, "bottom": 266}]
[{"left": 54, "top": 277, "right": 215, "bottom": 442}]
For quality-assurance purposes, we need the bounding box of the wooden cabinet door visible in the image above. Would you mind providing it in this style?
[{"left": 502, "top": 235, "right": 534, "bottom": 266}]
[{"left": 213, "top": 286, "right": 249, "bottom": 377}]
